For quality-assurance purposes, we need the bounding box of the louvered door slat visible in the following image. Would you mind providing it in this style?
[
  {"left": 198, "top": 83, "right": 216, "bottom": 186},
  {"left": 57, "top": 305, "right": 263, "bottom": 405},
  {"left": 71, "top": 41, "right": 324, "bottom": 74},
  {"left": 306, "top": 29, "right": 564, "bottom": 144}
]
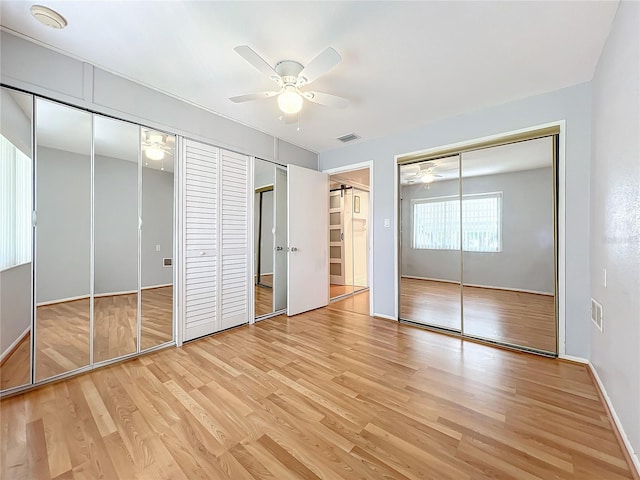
[
  {"left": 184, "top": 139, "right": 218, "bottom": 340},
  {"left": 220, "top": 149, "right": 249, "bottom": 330}
]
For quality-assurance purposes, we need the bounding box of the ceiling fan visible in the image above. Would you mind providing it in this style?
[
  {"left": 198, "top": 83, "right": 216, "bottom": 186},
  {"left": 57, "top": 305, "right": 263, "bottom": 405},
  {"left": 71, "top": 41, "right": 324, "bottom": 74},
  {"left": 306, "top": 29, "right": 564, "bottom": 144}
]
[
  {"left": 405, "top": 162, "right": 443, "bottom": 184},
  {"left": 230, "top": 45, "right": 349, "bottom": 122},
  {"left": 142, "top": 130, "right": 174, "bottom": 166}
]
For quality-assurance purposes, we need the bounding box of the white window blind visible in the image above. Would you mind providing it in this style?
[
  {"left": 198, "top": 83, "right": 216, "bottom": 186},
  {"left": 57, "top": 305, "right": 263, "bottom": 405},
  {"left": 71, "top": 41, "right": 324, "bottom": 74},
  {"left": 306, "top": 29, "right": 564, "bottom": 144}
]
[
  {"left": 412, "top": 192, "right": 502, "bottom": 252},
  {"left": 0, "top": 134, "right": 32, "bottom": 271}
]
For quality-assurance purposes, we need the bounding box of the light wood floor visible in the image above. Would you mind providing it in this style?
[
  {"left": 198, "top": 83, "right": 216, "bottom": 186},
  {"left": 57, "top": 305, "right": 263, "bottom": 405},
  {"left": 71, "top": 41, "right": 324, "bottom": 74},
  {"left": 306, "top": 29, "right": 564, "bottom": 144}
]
[
  {"left": 255, "top": 274, "right": 274, "bottom": 317},
  {"left": 401, "top": 277, "right": 556, "bottom": 353},
  {"left": 1, "top": 306, "right": 634, "bottom": 480},
  {"left": 0, "top": 287, "right": 174, "bottom": 384}
]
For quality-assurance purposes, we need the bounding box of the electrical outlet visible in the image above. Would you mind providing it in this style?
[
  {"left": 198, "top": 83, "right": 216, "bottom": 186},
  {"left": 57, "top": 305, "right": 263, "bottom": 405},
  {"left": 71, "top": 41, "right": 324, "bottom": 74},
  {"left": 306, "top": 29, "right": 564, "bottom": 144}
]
[{"left": 384, "top": 218, "right": 391, "bottom": 228}]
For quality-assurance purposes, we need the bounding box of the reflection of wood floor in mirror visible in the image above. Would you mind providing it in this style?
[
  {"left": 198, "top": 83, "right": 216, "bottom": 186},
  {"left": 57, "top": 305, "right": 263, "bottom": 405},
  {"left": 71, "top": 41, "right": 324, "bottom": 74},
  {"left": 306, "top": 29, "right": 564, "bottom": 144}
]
[
  {"left": 255, "top": 287, "right": 273, "bottom": 317},
  {"left": 328, "top": 290, "right": 370, "bottom": 316},
  {"left": 401, "top": 277, "right": 556, "bottom": 353},
  {"left": 33, "top": 287, "right": 173, "bottom": 381},
  {"left": 1, "top": 305, "right": 634, "bottom": 479},
  {"left": 0, "top": 332, "right": 30, "bottom": 390}
]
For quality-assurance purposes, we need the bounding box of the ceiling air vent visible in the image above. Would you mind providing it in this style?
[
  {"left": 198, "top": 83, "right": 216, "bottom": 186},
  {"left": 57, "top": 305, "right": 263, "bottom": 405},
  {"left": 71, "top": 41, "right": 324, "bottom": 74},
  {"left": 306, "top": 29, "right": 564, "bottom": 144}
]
[{"left": 337, "top": 133, "right": 360, "bottom": 143}]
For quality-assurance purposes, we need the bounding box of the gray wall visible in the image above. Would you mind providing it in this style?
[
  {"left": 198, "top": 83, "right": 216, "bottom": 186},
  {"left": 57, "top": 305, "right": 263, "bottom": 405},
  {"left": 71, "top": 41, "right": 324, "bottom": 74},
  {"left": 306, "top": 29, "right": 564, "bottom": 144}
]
[
  {"left": 37, "top": 148, "right": 174, "bottom": 302},
  {"left": 0, "top": 263, "right": 31, "bottom": 355},
  {"left": 0, "top": 31, "right": 318, "bottom": 169},
  {"left": 401, "top": 168, "right": 554, "bottom": 294},
  {"left": 590, "top": 1, "right": 640, "bottom": 466},
  {"left": 142, "top": 167, "right": 174, "bottom": 288},
  {"left": 36, "top": 147, "right": 91, "bottom": 303},
  {"left": 94, "top": 154, "right": 137, "bottom": 294},
  {"left": 320, "top": 83, "right": 591, "bottom": 358}
]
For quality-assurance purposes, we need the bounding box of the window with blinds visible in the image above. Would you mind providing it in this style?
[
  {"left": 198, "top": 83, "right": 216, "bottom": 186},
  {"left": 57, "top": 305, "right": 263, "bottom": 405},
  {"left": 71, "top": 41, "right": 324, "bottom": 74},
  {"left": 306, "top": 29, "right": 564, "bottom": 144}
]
[
  {"left": 0, "top": 134, "right": 32, "bottom": 271},
  {"left": 412, "top": 192, "right": 502, "bottom": 252}
]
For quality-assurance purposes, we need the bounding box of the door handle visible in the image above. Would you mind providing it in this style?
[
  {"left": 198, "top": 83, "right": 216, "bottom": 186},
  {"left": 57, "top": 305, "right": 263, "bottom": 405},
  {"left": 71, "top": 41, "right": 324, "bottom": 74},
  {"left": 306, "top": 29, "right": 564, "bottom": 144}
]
[
  {"left": 288, "top": 247, "right": 298, "bottom": 252},
  {"left": 276, "top": 246, "right": 283, "bottom": 251}
]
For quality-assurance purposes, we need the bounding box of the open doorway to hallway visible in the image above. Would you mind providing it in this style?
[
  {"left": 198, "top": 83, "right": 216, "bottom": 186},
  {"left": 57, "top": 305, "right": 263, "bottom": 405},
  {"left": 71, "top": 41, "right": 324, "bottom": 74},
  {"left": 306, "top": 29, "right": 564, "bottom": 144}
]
[{"left": 327, "top": 167, "right": 371, "bottom": 314}]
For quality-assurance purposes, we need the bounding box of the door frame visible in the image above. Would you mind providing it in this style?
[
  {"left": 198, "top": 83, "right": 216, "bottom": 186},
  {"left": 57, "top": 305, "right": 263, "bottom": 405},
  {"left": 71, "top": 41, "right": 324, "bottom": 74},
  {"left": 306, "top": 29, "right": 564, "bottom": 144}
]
[
  {"left": 393, "top": 121, "right": 567, "bottom": 357},
  {"left": 322, "top": 161, "right": 374, "bottom": 317}
]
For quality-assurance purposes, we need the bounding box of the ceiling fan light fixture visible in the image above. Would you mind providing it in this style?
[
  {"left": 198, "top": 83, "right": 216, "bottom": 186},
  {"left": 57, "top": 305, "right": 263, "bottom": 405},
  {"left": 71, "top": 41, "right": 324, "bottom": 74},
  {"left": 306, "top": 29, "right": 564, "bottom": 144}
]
[
  {"left": 278, "top": 86, "right": 303, "bottom": 114},
  {"left": 146, "top": 147, "right": 165, "bottom": 161}
]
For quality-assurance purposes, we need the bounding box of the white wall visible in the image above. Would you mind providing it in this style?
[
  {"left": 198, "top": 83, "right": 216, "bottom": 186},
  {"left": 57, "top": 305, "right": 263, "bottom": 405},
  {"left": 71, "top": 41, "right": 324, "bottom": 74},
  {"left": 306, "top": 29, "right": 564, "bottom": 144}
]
[
  {"left": 320, "top": 82, "right": 591, "bottom": 358},
  {"left": 0, "top": 31, "right": 318, "bottom": 169},
  {"left": 401, "top": 168, "right": 555, "bottom": 294},
  {"left": 590, "top": 0, "right": 640, "bottom": 468}
]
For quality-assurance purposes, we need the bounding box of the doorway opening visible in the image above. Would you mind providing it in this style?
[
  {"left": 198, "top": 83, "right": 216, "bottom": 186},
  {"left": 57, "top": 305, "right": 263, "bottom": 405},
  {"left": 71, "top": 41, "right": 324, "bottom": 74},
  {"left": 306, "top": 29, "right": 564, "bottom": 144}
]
[{"left": 327, "top": 167, "right": 371, "bottom": 315}]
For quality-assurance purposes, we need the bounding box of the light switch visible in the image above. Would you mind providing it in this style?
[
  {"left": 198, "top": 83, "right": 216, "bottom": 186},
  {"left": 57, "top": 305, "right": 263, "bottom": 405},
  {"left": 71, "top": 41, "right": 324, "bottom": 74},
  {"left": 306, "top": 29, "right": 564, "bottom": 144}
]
[
  {"left": 602, "top": 268, "right": 607, "bottom": 288},
  {"left": 384, "top": 218, "right": 391, "bottom": 228},
  {"left": 155, "top": 244, "right": 161, "bottom": 252}
]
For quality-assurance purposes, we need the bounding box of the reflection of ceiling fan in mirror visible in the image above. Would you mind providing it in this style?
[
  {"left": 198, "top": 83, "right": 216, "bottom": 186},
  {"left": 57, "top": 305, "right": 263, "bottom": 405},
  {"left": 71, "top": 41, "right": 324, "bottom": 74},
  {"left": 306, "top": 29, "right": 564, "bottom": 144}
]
[
  {"left": 405, "top": 162, "right": 442, "bottom": 184},
  {"left": 142, "top": 130, "right": 174, "bottom": 168},
  {"left": 230, "top": 45, "right": 349, "bottom": 123}
]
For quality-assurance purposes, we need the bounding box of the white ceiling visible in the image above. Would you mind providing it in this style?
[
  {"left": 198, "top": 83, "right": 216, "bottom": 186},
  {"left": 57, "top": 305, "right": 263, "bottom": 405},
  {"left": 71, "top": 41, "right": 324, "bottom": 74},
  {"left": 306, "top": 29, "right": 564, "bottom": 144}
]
[
  {"left": 400, "top": 136, "right": 553, "bottom": 185},
  {"left": 0, "top": 1, "right": 617, "bottom": 153},
  {"left": 330, "top": 168, "right": 370, "bottom": 190}
]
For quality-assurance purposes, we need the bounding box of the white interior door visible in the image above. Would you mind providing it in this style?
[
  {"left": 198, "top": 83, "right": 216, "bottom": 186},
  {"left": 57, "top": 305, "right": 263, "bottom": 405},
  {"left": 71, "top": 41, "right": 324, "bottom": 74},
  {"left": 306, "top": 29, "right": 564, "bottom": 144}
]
[
  {"left": 287, "top": 165, "right": 329, "bottom": 316},
  {"left": 273, "top": 167, "right": 287, "bottom": 311}
]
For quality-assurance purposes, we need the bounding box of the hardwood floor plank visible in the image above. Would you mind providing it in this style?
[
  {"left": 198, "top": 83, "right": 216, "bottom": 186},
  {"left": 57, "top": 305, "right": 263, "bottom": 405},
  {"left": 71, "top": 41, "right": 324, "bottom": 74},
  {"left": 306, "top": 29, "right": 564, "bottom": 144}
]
[{"left": 1, "top": 306, "right": 635, "bottom": 479}]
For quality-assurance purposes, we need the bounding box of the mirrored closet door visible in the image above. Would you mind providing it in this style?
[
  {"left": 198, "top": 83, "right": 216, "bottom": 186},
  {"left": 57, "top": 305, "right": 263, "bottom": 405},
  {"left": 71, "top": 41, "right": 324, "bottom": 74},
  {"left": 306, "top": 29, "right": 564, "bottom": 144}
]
[
  {"left": 35, "top": 99, "right": 92, "bottom": 381},
  {"left": 254, "top": 158, "right": 287, "bottom": 319},
  {"left": 399, "top": 155, "right": 462, "bottom": 331},
  {"left": 93, "top": 116, "right": 139, "bottom": 363},
  {"left": 0, "top": 88, "right": 34, "bottom": 391},
  {"left": 1, "top": 91, "right": 177, "bottom": 393},
  {"left": 398, "top": 135, "right": 557, "bottom": 355},
  {"left": 461, "top": 137, "right": 556, "bottom": 353}
]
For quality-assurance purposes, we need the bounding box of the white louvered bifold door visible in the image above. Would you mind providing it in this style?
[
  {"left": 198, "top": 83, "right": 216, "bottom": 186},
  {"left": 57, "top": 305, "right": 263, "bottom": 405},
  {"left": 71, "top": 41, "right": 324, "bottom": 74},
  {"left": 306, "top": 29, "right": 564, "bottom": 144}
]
[
  {"left": 220, "top": 150, "right": 249, "bottom": 330},
  {"left": 183, "top": 140, "right": 219, "bottom": 341}
]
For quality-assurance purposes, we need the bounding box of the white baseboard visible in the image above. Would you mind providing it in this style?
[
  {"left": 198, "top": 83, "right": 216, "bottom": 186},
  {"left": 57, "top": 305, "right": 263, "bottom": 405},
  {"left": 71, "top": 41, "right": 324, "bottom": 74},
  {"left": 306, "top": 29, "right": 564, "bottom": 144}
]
[
  {"left": 0, "top": 327, "right": 29, "bottom": 364},
  {"left": 373, "top": 313, "right": 397, "bottom": 321},
  {"left": 559, "top": 354, "right": 588, "bottom": 364},
  {"left": 37, "top": 284, "right": 173, "bottom": 306},
  {"left": 589, "top": 361, "right": 640, "bottom": 476},
  {"left": 401, "top": 275, "right": 553, "bottom": 296}
]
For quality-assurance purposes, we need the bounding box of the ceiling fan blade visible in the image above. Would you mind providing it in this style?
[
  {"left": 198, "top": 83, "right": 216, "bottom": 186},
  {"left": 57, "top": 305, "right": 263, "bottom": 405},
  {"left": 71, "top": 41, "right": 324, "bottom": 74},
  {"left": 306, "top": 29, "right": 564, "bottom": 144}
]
[
  {"left": 297, "top": 47, "right": 341, "bottom": 86},
  {"left": 234, "top": 46, "right": 282, "bottom": 84},
  {"left": 303, "top": 91, "right": 349, "bottom": 109},
  {"left": 229, "top": 91, "right": 280, "bottom": 103}
]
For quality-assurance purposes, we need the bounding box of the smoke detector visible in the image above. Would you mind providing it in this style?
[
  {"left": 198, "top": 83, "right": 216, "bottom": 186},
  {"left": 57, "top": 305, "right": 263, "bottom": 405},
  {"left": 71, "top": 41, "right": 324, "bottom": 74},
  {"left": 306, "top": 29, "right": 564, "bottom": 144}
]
[{"left": 30, "top": 5, "right": 67, "bottom": 29}]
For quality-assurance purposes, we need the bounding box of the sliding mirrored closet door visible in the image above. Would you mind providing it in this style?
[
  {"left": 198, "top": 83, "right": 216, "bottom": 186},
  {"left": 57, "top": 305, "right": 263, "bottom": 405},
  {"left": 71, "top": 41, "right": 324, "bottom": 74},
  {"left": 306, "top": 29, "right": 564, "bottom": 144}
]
[
  {"left": 398, "top": 135, "right": 557, "bottom": 355},
  {"left": 461, "top": 138, "right": 556, "bottom": 353},
  {"left": 35, "top": 99, "right": 92, "bottom": 381},
  {"left": 93, "top": 116, "right": 139, "bottom": 363},
  {"left": 254, "top": 158, "right": 287, "bottom": 319},
  {"left": 0, "top": 88, "right": 34, "bottom": 391},
  {"left": 140, "top": 128, "right": 175, "bottom": 350},
  {"left": 399, "top": 155, "right": 462, "bottom": 331}
]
